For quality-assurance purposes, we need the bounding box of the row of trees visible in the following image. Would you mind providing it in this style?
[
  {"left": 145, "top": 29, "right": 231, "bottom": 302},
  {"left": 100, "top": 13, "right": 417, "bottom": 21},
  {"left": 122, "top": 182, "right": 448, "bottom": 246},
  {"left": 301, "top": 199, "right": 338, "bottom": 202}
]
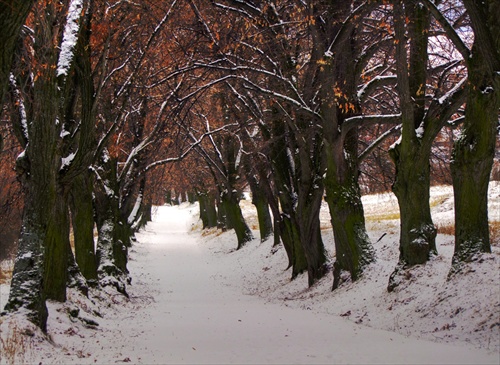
[
  {"left": 0, "top": 0, "right": 498, "bottom": 332},
  {"left": 168, "top": 0, "right": 498, "bottom": 289},
  {"left": 0, "top": 0, "right": 199, "bottom": 331}
]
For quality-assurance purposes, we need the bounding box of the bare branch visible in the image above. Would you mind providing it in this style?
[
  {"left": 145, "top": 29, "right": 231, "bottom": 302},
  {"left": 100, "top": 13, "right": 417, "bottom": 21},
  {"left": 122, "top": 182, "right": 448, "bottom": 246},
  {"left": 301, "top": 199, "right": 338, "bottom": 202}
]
[
  {"left": 359, "top": 124, "right": 401, "bottom": 162},
  {"left": 420, "top": 0, "right": 471, "bottom": 60}
]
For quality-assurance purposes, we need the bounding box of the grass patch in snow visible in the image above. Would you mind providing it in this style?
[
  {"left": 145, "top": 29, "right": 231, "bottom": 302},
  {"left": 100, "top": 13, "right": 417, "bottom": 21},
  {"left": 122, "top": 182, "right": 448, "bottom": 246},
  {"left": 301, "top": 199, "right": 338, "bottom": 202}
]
[{"left": 365, "top": 211, "right": 401, "bottom": 221}]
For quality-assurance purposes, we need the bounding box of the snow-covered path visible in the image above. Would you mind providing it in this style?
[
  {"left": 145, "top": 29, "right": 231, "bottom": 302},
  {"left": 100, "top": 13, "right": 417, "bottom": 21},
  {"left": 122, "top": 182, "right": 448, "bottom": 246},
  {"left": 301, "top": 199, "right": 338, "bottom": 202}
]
[
  {"left": 118, "top": 205, "right": 497, "bottom": 364},
  {"left": 3, "top": 203, "right": 497, "bottom": 364}
]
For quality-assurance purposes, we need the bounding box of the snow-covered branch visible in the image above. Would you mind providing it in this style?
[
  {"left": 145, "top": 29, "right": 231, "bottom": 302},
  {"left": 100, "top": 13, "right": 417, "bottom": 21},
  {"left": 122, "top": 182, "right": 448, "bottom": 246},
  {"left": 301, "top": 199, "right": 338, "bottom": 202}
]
[
  {"left": 342, "top": 113, "right": 401, "bottom": 141},
  {"left": 57, "top": 0, "right": 85, "bottom": 79},
  {"left": 357, "top": 75, "right": 397, "bottom": 102},
  {"left": 359, "top": 124, "right": 401, "bottom": 162},
  {"left": 436, "top": 76, "right": 467, "bottom": 106},
  {"left": 9, "top": 74, "right": 29, "bottom": 146}
]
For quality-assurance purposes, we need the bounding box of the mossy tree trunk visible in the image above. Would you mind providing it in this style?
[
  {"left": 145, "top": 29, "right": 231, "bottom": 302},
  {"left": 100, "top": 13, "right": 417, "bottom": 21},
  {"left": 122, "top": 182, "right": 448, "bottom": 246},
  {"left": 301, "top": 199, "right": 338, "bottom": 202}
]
[
  {"left": 323, "top": 113, "right": 375, "bottom": 290},
  {"left": 198, "top": 191, "right": 217, "bottom": 229},
  {"left": 220, "top": 189, "right": 253, "bottom": 250},
  {"left": 388, "top": 2, "right": 436, "bottom": 291},
  {"left": 69, "top": 172, "right": 98, "bottom": 282},
  {"left": 246, "top": 166, "right": 273, "bottom": 242},
  {"left": 449, "top": 0, "right": 500, "bottom": 273},
  {"left": 324, "top": 140, "right": 375, "bottom": 289},
  {"left": 66, "top": 3, "right": 97, "bottom": 284},
  {"left": 390, "top": 144, "right": 437, "bottom": 262},
  {"left": 387, "top": 1, "right": 466, "bottom": 290},
  {"left": 44, "top": 192, "right": 72, "bottom": 302},
  {"left": 313, "top": 14, "right": 375, "bottom": 289},
  {"left": 4, "top": 2, "right": 66, "bottom": 330}
]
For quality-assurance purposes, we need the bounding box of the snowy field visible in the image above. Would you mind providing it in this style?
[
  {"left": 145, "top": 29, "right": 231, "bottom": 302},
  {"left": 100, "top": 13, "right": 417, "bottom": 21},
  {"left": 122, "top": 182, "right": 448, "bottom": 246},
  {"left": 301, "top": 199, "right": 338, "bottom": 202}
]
[{"left": 1, "top": 183, "right": 499, "bottom": 364}]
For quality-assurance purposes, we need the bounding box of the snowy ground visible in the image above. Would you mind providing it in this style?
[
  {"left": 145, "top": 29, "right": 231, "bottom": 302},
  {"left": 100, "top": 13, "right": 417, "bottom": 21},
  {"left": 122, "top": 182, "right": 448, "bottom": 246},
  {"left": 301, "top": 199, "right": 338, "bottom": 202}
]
[{"left": 1, "top": 183, "right": 499, "bottom": 364}]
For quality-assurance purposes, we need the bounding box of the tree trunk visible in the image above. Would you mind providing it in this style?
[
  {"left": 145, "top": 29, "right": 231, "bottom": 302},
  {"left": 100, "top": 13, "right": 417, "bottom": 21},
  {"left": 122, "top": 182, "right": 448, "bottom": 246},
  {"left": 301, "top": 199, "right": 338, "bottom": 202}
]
[
  {"left": 268, "top": 116, "right": 308, "bottom": 278},
  {"left": 44, "top": 193, "right": 71, "bottom": 302},
  {"left": 393, "top": 149, "right": 437, "bottom": 265},
  {"left": 388, "top": 143, "right": 437, "bottom": 291},
  {"left": 2, "top": 197, "right": 48, "bottom": 332},
  {"left": 247, "top": 172, "right": 273, "bottom": 242},
  {"left": 4, "top": 4, "right": 61, "bottom": 329},
  {"left": 136, "top": 201, "right": 153, "bottom": 230},
  {"left": 93, "top": 156, "right": 129, "bottom": 296},
  {"left": 165, "top": 190, "right": 172, "bottom": 205},
  {"left": 324, "top": 142, "right": 375, "bottom": 290},
  {"left": 387, "top": 1, "right": 437, "bottom": 292},
  {"left": 69, "top": 172, "right": 98, "bottom": 282},
  {"left": 295, "top": 132, "right": 328, "bottom": 287},
  {"left": 297, "top": 186, "right": 327, "bottom": 287},
  {"left": 205, "top": 192, "right": 217, "bottom": 228},
  {"left": 198, "top": 191, "right": 217, "bottom": 229},
  {"left": 220, "top": 190, "right": 253, "bottom": 249},
  {"left": 95, "top": 216, "right": 128, "bottom": 296},
  {"left": 187, "top": 191, "right": 196, "bottom": 204},
  {"left": 279, "top": 213, "right": 307, "bottom": 277},
  {"left": 199, "top": 193, "right": 209, "bottom": 228},
  {"left": 216, "top": 193, "right": 228, "bottom": 230},
  {"left": 450, "top": 96, "right": 496, "bottom": 267},
  {"left": 253, "top": 193, "right": 273, "bottom": 243},
  {"left": 450, "top": 0, "right": 499, "bottom": 272}
]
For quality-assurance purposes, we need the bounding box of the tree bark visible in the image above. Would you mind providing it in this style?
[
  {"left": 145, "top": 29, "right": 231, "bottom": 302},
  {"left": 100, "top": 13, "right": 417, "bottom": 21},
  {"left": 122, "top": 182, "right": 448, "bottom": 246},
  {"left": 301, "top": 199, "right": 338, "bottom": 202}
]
[
  {"left": 69, "top": 172, "right": 98, "bottom": 282},
  {"left": 198, "top": 191, "right": 217, "bottom": 229},
  {"left": 317, "top": 16, "right": 375, "bottom": 289},
  {"left": 324, "top": 145, "right": 375, "bottom": 290},
  {"left": 2, "top": 194, "right": 48, "bottom": 332},
  {"left": 247, "top": 171, "right": 273, "bottom": 242},
  {"left": 220, "top": 190, "right": 253, "bottom": 250},
  {"left": 295, "top": 124, "right": 328, "bottom": 287},
  {"left": 44, "top": 193, "right": 71, "bottom": 302},
  {"left": 391, "top": 144, "right": 437, "bottom": 264},
  {"left": 387, "top": 1, "right": 438, "bottom": 291},
  {"left": 268, "top": 116, "right": 308, "bottom": 278},
  {"left": 0, "top": 0, "right": 36, "bottom": 106},
  {"left": 93, "top": 155, "right": 129, "bottom": 296}
]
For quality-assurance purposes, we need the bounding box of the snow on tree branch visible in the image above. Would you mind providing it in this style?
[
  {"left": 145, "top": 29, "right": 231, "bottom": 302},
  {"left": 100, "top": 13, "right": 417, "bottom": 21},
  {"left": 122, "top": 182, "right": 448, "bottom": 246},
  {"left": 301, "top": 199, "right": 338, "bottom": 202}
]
[
  {"left": 9, "top": 74, "right": 29, "bottom": 144},
  {"left": 342, "top": 113, "right": 401, "bottom": 141},
  {"left": 57, "top": 0, "right": 85, "bottom": 78},
  {"left": 359, "top": 124, "right": 401, "bottom": 162}
]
